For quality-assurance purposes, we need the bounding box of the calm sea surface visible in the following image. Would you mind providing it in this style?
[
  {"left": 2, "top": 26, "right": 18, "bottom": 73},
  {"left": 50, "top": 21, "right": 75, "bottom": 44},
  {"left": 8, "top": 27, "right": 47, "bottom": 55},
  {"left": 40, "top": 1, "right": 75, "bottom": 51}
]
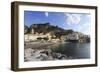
[{"left": 52, "top": 42, "right": 90, "bottom": 59}]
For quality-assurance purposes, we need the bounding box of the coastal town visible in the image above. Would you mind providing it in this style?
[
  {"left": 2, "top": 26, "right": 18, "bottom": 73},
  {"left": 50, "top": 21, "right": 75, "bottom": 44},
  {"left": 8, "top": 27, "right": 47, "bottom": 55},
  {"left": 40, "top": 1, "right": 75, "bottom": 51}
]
[
  {"left": 24, "top": 23, "right": 90, "bottom": 61},
  {"left": 24, "top": 23, "right": 90, "bottom": 43}
]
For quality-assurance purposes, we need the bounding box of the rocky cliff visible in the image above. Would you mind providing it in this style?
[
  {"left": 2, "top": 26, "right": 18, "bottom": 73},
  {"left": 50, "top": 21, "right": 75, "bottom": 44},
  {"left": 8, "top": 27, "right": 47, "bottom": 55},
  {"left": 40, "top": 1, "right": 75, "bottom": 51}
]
[
  {"left": 24, "top": 23, "right": 90, "bottom": 43},
  {"left": 25, "top": 23, "right": 74, "bottom": 36}
]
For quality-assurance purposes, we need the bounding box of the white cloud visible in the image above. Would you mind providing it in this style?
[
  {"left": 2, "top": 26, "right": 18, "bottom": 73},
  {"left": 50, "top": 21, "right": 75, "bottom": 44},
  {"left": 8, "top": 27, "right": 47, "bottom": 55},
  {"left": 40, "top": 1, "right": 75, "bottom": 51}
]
[
  {"left": 45, "top": 12, "right": 48, "bottom": 17},
  {"left": 83, "top": 22, "right": 90, "bottom": 27},
  {"left": 86, "top": 14, "right": 91, "bottom": 22},
  {"left": 86, "top": 14, "right": 91, "bottom": 18},
  {"left": 78, "top": 22, "right": 91, "bottom": 35},
  {"left": 65, "top": 13, "right": 81, "bottom": 25}
]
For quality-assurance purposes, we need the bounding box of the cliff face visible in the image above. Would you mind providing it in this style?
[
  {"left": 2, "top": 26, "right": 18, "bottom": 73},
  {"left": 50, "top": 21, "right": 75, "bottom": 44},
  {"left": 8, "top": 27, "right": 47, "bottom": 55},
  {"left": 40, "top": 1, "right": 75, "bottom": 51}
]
[
  {"left": 30, "top": 23, "right": 64, "bottom": 34},
  {"left": 25, "top": 23, "right": 74, "bottom": 36},
  {"left": 24, "top": 23, "right": 90, "bottom": 43}
]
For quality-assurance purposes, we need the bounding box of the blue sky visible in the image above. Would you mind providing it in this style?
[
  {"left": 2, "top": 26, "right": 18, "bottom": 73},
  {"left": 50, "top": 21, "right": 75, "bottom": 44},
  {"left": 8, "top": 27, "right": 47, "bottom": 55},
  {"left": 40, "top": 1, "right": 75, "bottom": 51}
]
[{"left": 24, "top": 11, "right": 91, "bottom": 35}]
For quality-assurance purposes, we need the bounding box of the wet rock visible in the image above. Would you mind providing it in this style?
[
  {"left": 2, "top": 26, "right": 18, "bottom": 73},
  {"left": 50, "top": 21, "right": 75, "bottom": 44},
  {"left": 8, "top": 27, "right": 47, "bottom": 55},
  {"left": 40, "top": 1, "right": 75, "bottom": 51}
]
[
  {"left": 51, "top": 53, "right": 61, "bottom": 59},
  {"left": 47, "top": 56, "right": 54, "bottom": 60},
  {"left": 24, "top": 48, "right": 35, "bottom": 58},
  {"left": 41, "top": 53, "right": 49, "bottom": 61},
  {"left": 24, "top": 48, "right": 74, "bottom": 61}
]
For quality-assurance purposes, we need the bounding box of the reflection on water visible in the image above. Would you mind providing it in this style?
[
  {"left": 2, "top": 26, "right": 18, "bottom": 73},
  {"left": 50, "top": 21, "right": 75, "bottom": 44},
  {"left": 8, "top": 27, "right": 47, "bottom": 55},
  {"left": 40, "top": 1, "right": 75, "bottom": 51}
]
[{"left": 51, "top": 42, "right": 90, "bottom": 59}]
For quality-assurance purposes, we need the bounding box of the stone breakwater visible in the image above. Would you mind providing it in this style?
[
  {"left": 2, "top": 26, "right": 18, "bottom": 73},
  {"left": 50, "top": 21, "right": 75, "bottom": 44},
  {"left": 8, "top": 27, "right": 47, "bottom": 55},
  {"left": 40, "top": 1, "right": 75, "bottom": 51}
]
[{"left": 24, "top": 48, "right": 73, "bottom": 62}]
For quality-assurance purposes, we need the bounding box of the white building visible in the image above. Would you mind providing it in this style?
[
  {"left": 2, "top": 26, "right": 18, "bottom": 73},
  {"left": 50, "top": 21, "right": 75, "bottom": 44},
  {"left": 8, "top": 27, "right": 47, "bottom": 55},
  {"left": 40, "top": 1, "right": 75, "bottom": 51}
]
[
  {"left": 66, "top": 33, "right": 79, "bottom": 40},
  {"left": 24, "top": 33, "right": 52, "bottom": 42}
]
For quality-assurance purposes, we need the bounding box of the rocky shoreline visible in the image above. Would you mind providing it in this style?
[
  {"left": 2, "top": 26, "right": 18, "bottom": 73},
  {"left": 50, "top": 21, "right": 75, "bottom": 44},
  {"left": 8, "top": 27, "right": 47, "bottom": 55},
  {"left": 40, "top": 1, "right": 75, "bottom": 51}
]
[{"left": 24, "top": 48, "right": 73, "bottom": 62}]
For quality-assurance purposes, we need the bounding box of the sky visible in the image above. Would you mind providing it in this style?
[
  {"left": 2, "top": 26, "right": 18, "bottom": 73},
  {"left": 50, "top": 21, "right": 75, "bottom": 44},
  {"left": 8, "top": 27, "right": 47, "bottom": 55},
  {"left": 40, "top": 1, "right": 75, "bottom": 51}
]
[{"left": 24, "top": 11, "right": 91, "bottom": 35}]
